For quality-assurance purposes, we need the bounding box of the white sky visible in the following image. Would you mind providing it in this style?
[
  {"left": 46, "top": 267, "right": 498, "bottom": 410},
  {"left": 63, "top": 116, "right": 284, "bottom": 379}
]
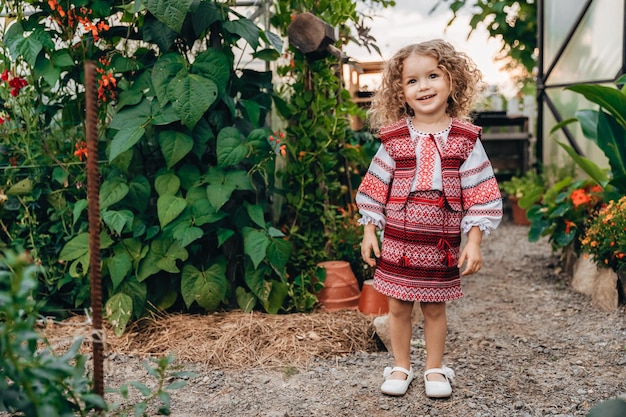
[{"left": 344, "top": 0, "right": 517, "bottom": 96}]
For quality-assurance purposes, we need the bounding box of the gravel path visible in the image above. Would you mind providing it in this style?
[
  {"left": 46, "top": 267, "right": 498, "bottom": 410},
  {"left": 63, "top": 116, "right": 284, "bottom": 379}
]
[{"left": 104, "top": 221, "right": 626, "bottom": 417}]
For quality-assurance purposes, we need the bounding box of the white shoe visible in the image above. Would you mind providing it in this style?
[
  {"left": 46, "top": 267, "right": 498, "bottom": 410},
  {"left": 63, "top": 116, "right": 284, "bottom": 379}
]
[
  {"left": 424, "top": 365, "right": 455, "bottom": 398},
  {"left": 381, "top": 366, "right": 414, "bottom": 396}
]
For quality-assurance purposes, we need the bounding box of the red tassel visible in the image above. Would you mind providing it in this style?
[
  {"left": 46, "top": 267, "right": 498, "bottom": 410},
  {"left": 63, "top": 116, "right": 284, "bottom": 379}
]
[
  {"left": 400, "top": 255, "right": 410, "bottom": 267},
  {"left": 437, "top": 196, "right": 445, "bottom": 208},
  {"left": 446, "top": 252, "right": 455, "bottom": 267}
]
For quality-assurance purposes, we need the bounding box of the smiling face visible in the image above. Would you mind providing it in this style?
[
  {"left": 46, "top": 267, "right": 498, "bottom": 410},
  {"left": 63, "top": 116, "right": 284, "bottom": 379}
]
[{"left": 401, "top": 53, "right": 452, "bottom": 123}]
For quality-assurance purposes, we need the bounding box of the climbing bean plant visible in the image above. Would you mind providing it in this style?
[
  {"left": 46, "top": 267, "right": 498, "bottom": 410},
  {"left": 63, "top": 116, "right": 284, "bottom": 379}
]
[
  {"left": 271, "top": 0, "right": 394, "bottom": 303},
  {"left": 1, "top": 0, "right": 292, "bottom": 333}
]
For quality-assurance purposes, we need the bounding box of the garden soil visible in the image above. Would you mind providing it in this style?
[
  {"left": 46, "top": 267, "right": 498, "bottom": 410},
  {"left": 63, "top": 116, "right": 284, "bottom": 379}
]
[{"left": 47, "top": 219, "right": 626, "bottom": 416}]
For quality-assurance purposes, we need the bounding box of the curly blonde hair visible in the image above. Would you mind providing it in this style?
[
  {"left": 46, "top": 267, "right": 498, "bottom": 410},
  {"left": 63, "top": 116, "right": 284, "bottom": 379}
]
[{"left": 367, "top": 39, "right": 484, "bottom": 131}]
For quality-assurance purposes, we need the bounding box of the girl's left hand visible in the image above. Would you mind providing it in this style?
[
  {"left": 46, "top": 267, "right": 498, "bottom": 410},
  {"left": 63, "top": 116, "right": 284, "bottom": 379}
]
[{"left": 458, "top": 241, "right": 482, "bottom": 276}]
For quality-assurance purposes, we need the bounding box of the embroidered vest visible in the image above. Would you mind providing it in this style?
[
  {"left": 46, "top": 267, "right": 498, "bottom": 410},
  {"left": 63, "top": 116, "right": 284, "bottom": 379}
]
[{"left": 380, "top": 118, "right": 481, "bottom": 212}]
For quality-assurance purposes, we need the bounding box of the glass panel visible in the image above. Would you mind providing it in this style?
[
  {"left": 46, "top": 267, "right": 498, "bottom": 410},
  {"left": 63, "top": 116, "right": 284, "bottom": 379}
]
[
  {"left": 544, "top": 0, "right": 587, "bottom": 69},
  {"left": 542, "top": 88, "right": 610, "bottom": 169},
  {"left": 548, "top": 0, "right": 624, "bottom": 84}
]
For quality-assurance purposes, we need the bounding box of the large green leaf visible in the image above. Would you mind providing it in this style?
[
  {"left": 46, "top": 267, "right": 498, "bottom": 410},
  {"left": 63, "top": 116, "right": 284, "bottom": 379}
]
[
  {"left": 556, "top": 141, "right": 609, "bottom": 186},
  {"left": 190, "top": 1, "right": 221, "bottom": 36},
  {"left": 191, "top": 199, "right": 227, "bottom": 226},
  {"left": 59, "top": 233, "right": 90, "bottom": 261},
  {"left": 105, "top": 293, "right": 133, "bottom": 337},
  {"left": 151, "top": 101, "right": 180, "bottom": 125},
  {"left": 158, "top": 130, "right": 194, "bottom": 169},
  {"left": 166, "top": 71, "right": 218, "bottom": 129},
  {"left": 181, "top": 263, "right": 227, "bottom": 311},
  {"left": 173, "top": 225, "right": 203, "bottom": 247},
  {"left": 191, "top": 49, "right": 230, "bottom": 96},
  {"left": 34, "top": 53, "right": 61, "bottom": 87},
  {"left": 235, "top": 286, "right": 256, "bottom": 313},
  {"left": 14, "top": 32, "right": 44, "bottom": 66},
  {"left": 217, "top": 228, "right": 235, "bottom": 247},
  {"left": 155, "top": 240, "right": 188, "bottom": 273},
  {"left": 157, "top": 194, "right": 186, "bottom": 228},
  {"left": 102, "top": 209, "right": 134, "bottom": 235},
  {"left": 152, "top": 53, "right": 185, "bottom": 107},
  {"left": 100, "top": 178, "right": 130, "bottom": 210},
  {"left": 239, "top": 99, "right": 261, "bottom": 127},
  {"left": 217, "top": 127, "right": 249, "bottom": 167},
  {"left": 109, "top": 126, "right": 146, "bottom": 162},
  {"left": 244, "top": 264, "right": 271, "bottom": 305},
  {"left": 116, "top": 71, "right": 152, "bottom": 110},
  {"left": 109, "top": 99, "right": 151, "bottom": 130},
  {"left": 222, "top": 18, "right": 260, "bottom": 50},
  {"left": 266, "top": 237, "right": 291, "bottom": 276},
  {"left": 154, "top": 171, "right": 180, "bottom": 196},
  {"left": 106, "top": 251, "right": 132, "bottom": 289},
  {"left": 567, "top": 84, "right": 626, "bottom": 127},
  {"left": 596, "top": 110, "right": 626, "bottom": 179},
  {"left": 137, "top": 236, "right": 187, "bottom": 281},
  {"left": 125, "top": 175, "right": 151, "bottom": 212},
  {"left": 245, "top": 203, "right": 265, "bottom": 228},
  {"left": 202, "top": 167, "right": 252, "bottom": 210},
  {"left": 573, "top": 109, "right": 598, "bottom": 143},
  {"left": 177, "top": 164, "right": 200, "bottom": 191},
  {"left": 242, "top": 227, "right": 269, "bottom": 269},
  {"left": 244, "top": 263, "right": 288, "bottom": 314},
  {"left": 143, "top": 12, "right": 178, "bottom": 52},
  {"left": 144, "top": 0, "right": 193, "bottom": 33}
]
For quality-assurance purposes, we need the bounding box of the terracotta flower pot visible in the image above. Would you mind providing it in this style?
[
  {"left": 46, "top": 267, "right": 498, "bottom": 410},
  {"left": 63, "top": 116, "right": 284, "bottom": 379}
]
[
  {"left": 509, "top": 195, "right": 531, "bottom": 226},
  {"left": 358, "top": 279, "right": 389, "bottom": 315},
  {"left": 316, "top": 261, "right": 360, "bottom": 311}
]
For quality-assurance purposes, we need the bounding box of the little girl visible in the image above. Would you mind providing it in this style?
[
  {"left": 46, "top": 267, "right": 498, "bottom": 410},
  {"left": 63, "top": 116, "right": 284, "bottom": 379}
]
[{"left": 356, "top": 39, "right": 503, "bottom": 398}]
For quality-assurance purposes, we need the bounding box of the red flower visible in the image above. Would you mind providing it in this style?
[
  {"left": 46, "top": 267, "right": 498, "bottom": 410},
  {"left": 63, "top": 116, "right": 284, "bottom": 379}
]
[
  {"left": 74, "top": 142, "right": 88, "bottom": 161},
  {"left": 571, "top": 189, "right": 591, "bottom": 208},
  {"left": 564, "top": 219, "right": 576, "bottom": 234},
  {"left": 1, "top": 70, "right": 9, "bottom": 81}
]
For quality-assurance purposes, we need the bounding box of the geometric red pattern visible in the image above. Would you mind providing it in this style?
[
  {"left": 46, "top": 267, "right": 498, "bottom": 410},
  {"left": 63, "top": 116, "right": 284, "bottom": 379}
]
[{"left": 372, "top": 190, "right": 463, "bottom": 303}]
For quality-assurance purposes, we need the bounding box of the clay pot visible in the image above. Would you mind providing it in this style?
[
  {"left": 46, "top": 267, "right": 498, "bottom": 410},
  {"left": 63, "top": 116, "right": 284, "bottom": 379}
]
[
  {"left": 316, "top": 261, "right": 360, "bottom": 311},
  {"left": 358, "top": 279, "right": 389, "bottom": 315},
  {"left": 509, "top": 195, "right": 531, "bottom": 226}
]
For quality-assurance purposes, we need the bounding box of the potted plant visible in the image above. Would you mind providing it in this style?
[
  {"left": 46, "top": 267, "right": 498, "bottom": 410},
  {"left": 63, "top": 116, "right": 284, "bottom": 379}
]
[
  {"left": 500, "top": 170, "right": 545, "bottom": 225},
  {"left": 580, "top": 195, "right": 626, "bottom": 304}
]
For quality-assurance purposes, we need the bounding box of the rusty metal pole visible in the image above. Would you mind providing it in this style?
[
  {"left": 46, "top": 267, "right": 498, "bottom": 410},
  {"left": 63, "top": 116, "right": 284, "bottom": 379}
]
[{"left": 84, "top": 60, "right": 104, "bottom": 400}]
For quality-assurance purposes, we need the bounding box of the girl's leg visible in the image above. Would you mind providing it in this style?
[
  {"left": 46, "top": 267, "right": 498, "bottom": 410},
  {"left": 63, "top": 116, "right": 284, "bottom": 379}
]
[
  {"left": 420, "top": 301, "right": 448, "bottom": 381},
  {"left": 387, "top": 297, "right": 414, "bottom": 379}
]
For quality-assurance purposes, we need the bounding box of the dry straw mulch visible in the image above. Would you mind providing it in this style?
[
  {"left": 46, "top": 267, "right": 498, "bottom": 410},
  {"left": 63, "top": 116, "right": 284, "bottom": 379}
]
[{"left": 42, "top": 310, "right": 380, "bottom": 369}]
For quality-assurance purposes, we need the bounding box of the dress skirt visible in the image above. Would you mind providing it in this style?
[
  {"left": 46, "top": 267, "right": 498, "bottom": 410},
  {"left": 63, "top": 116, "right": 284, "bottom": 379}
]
[{"left": 373, "top": 190, "right": 463, "bottom": 302}]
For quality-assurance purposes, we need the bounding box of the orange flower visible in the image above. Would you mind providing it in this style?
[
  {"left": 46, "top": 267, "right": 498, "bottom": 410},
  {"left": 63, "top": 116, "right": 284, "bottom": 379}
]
[
  {"left": 564, "top": 219, "right": 576, "bottom": 234},
  {"left": 570, "top": 189, "right": 591, "bottom": 208},
  {"left": 74, "top": 141, "right": 88, "bottom": 161}
]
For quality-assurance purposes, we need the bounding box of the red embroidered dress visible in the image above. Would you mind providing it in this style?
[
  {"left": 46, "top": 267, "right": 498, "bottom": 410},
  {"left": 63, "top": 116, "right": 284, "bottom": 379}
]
[{"left": 356, "top": 118, "right": 502, "bottom": 302}]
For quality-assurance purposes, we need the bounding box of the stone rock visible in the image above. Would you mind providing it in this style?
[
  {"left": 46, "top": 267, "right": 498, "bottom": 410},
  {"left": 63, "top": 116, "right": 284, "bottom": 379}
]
[
  {"left": 571, "top": 255, "right": 596, "bottom": 296},
  {"left": 571, "top": 255, "right": 618, "bottom": 312},
  {"left": 372, "top": 302, "right": 424, "bottom": 351},
  {"left": 592, "top": 267, "right": 618, "bottom": 312}
]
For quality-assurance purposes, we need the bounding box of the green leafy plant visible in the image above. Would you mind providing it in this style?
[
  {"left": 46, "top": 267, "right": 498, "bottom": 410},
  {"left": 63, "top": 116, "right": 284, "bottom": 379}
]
[
  {"left": 107, "top": 354, "right": 197, "bottom": 417},
  {"left": 2, "top": 0, "right": 299, "bottom": 332},
  {"left": 271, "top": 0, "right": 393, "bottom": 307},
  {"left": 0, "top": 250, "right": 105, "bottom": 416},
  {"left": 527, "top": 179, "right": 604, "bottom": 254},
  {"left": 500, "top": 169, "right": 545, "bottom": 209},
  {"left": 551, "top": 74, "right": 626, "bottom": 198}
]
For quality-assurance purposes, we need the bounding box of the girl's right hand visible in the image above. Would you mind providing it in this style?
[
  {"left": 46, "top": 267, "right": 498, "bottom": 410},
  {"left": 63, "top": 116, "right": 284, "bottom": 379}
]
[{"left": 361, "top": 224, "right": 380, "bottom": 267}]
